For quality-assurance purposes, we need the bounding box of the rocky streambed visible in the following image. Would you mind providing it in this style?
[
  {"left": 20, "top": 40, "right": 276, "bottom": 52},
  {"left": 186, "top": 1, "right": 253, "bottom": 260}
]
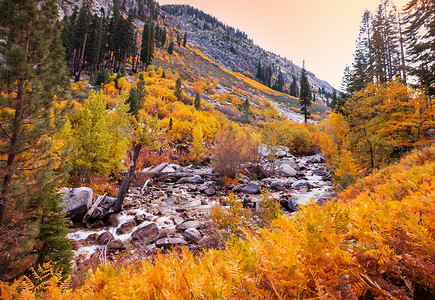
[{"left": 65, "top": 148, "right": 333, "bottom": 268}]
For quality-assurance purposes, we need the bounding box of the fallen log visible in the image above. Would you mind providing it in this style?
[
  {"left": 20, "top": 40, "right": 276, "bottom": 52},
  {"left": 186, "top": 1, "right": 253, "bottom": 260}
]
[{"left": 83, "top": 193, "right": 107, "bottom": 223}]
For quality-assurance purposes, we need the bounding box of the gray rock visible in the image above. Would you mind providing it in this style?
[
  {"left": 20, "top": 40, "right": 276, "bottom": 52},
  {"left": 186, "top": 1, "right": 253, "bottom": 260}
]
[
  {"left": 107, "top": 214, "right": 119, "bottom": 227},
  {"left": 172, "top": 216, "right": 184, "bottom": 225},
  {"left": 131, "top": 223, "right": 159, "bottom": 244},
  {"left": 156, "top": 238, "right": 188, "bottom": 249},
  {"left": 176, "top": 220, "right": 202, "bottom": 230},
  {"left": 177, "top": 175, "right": 203, "bottom": 184},
  {"left": 59, "top": 187, "right": 93, "bottom": 222},
  {"left": 116, "top": 221, "right": 136, "bottom": 235},
  {"left": 97, "top": 232, "right": 114, "bottom": 245},
  {"left": 313, "top": 168, "right": 329, "bottom": 177},
  {"left": 279, "top": 164, "right": 298, "bottom": 177},
  {"left": 306, "top": 154, "right": 325, "bottom": 164},
  {"left": 292, "top": 180, "right": 310, "bottom": 191},
  {"left": 233, "top": 185, "right": 242, "bottom": 193},
  {"left": 241, "top": 182, "right": 261, "bottom": 194},
  {"left": 134, "top": 214, "right": 146, "bottom": 225},
  {"left": 183, "top": 228, "right": 202, "bottom": 243},
  {"left": 280, "top": 197, "right": 300, "bottom": 212},
  {"left": 270, "top": 180, "right": 286, "bottom": 191},
  {"left": 204, "top": 187, "right": 216, "bottom": 196},
  {"left": 107, "top": 239, "right": 126, "bottom": 253}
]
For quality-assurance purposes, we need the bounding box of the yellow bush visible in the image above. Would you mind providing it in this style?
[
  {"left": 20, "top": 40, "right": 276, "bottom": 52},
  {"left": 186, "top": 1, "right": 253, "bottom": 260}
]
[{"left": 5, "top": 146, "right": 435, "bottom": 299}]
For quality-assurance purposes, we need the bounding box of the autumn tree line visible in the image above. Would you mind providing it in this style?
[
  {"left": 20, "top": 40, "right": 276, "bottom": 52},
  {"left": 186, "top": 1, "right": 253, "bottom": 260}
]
[{"left": 322, "top": 0, "right": 434, "bottom": 188}]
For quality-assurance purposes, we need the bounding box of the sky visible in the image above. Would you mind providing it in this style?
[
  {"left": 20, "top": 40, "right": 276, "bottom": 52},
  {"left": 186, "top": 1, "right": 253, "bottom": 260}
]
[{"left": 157, "top": 0, "right": 410, "bottom": 88}]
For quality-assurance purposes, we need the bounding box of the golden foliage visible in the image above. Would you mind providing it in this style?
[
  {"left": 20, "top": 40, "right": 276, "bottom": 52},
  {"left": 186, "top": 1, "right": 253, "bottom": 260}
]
[
  {"left": 5, "top": 145, "right": 434, "bottom": 299},
  {"left": 212, "top": 126, "right": 260, "bottom": 178}
]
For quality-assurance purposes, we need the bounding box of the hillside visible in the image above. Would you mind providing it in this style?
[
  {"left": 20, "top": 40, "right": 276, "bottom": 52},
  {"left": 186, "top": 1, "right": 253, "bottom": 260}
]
[
  {"left": 2, "top": 144, "right": 434, "bottom": 298},
  {"left": 57, "top": 0, "right": 334, "bottom": 109}
]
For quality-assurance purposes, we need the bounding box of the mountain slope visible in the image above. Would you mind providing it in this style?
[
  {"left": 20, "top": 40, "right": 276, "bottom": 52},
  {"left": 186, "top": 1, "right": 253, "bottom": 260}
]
[{"left": 161, "top": 5, "right": 334, "bottom": 97}]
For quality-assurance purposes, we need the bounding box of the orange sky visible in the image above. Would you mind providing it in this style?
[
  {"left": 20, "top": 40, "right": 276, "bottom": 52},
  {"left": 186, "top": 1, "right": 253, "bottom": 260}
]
[{"left": 157, "top": 0, "right": 410, "bottom": 88}]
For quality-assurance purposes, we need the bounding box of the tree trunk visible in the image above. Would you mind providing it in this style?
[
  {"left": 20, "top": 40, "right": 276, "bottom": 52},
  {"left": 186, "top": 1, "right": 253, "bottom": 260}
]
[
  {"left": 0, "top": 24, "right": 31, "bottom": 224},
  {"left": 113, "top": 143, "right": 142, "bottom": 212},
  {"left": 75, "top": 33, "right": 87, "bottom": 82}
]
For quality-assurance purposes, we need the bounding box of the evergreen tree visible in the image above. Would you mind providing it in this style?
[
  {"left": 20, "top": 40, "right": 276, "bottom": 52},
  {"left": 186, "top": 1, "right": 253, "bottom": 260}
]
[
  {"left": 183, "top": 32, "right": 187, "bottom": 47},
  {"left": 290, "top": 75, "right": 299, "bottom": 97},
  {"left": 161, "top": 28, "right": 167, "bottom": 48},
  {"left": 140, "top": 22, "right": 154, "bottom": 69},
  {"left": 350, "top": 10, "right": 373, "bottom": 93},
  {"left": 162, "top": 70, "right": 166, "bottom": 78},
  {"left": 330, "top": 88, "right": 338, "bottom": 109},
  {"left": 404, "top": 0, "right": 435, "bottom": 97},
  {"left": 272, "top": 69, "right": 284, "bottom": 92},
  {"left": 299, "top": 62, "right": 312, "bottom": 123},
  {"left": 0, "top": 0, "right": 71, "bottom": 278},
  {"left": 168, "top": 41, "right": 174, "bottom": 55},
  {"left": 177, "top": 33, "right": 181, "bottom": 46},
  {"left": 174, "top": 77, "right": 184, "bottom": 101},
  {"left": 240, "top": 98, "right": 250, "bottom": 115},
  {"left": 194, "top": 93, "right": 201, "bottom": 109},
  {"left": 36, "top": 188, "right": 73, "bottom": 279}
]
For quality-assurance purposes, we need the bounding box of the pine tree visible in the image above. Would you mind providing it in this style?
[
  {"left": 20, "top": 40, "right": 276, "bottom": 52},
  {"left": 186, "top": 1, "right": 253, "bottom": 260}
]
[
  {"left": 168, "top": 41, "right": 174, "bottom": 55},
  {"left": 174, "top": 77, "right": 184, "bottom": 101},
  {"left": 183, "top": 32, "right": 187, "bottom": 47},
  {"left": 404, "top": 0, "right": 435, "bottom": 97},
  {"left": 140, "top": 21, "right": 154, "bottom": 69},
  {"left": 299, "top": 62, "right": 312, "bottom": 123},
  {"left": 177, "top": 33, "right": 181, "bottom": 46},
  {"left": 350, "top": 10, "right": 373, "bottom": 93},
  {"left": 194, "top": 93, "right": 201, "bottom": 109},
  {"left": 0, "top": 0, "right": 71, "bottom": 278},
  {"left": 162, "top": 70, "right": 166, "bottom": 78},
  {"left": 37, "top": 188, "right": 73, "bottom": 279},
  {"left": 272, "top": 69, "right": 284, "bottom": 92},
  {"left": 290, "top": 75, "right": 299, "bottom": 97}
]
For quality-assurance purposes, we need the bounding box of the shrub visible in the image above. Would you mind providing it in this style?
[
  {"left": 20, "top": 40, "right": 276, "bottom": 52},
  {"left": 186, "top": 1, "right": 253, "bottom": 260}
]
[{"left": 211, "top": 126, "right": 259, "bottom": 178}]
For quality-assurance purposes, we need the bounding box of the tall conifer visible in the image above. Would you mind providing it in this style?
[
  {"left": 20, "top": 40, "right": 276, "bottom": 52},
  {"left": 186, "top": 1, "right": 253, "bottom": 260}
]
[{"left": 299, "top": 62, "right": 312, "bottom": 123}]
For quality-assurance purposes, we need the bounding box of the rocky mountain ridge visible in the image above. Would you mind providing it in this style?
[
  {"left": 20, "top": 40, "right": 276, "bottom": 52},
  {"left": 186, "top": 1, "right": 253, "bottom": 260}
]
[
  {"left": 57, "top": 0, "right": 334, "bottom": 100},
  {"left": 161, "top": 4, "right": 333, "bottom": 96}
]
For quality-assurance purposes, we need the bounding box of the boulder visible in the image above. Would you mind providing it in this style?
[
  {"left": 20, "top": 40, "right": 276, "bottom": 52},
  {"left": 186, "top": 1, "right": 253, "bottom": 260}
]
[
  {"left": 131, "top": 223, "right": 158, "bottom": 244},
  {"left": 279, "top": 164, "right": 298, "bottom": 177},
  {"left": 156, "top": 238, "right": 188, "bottom": 249},
  {"left": 107, "top": 214, "right": 119, "bottom": 227},
  {"left": 59, "top": 187, "right": 93, "bottom": 222},
  {"left": 85, "top": 233, "right": 99, "bottom": 245},
  {"left": 177, "top": 175, "right": 203, "bottom": 184},
  {"left": 97, "top": 232, "right": 114, "bottom": 245},
  {"left": 241, "top": 182, "right": 261, "bottom": 194},
  {"left": 134, "top": 214, "right": 146, "bottom": 225},
  {"left": 172, "top": 216, "right": 184, "bottom": 225},
  {"left": 270, "top": 180, "right": 286, "bottom": 191},
  {"left": 292, "top": 180, "right": 310, "bottom": 191},
  {"left": 204, "top": 187, "right": 216, "bottom": 196},
  {"left": 183, "top": 228, "right": 202, "bottom": 243},
  {"left": 116, "top": 221, "right": 136, "bottom": 235},
  {"left": 306, "top": 154, "right": 325, "bottom": 164},
  {"left": 233, "top": 185, "right": 242, "bottom": 193},
  {"left": 280, "top": 197, "right": 300, "bottom": 212},
  {"left": 107, "top": 239, "right": 126, "bottom": 253},
  {"left": 176, "top": 220, "right": 202, "bottom": 231},
  {"left": 313, "top": 168, "right": 329, "bottom": 177}
]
